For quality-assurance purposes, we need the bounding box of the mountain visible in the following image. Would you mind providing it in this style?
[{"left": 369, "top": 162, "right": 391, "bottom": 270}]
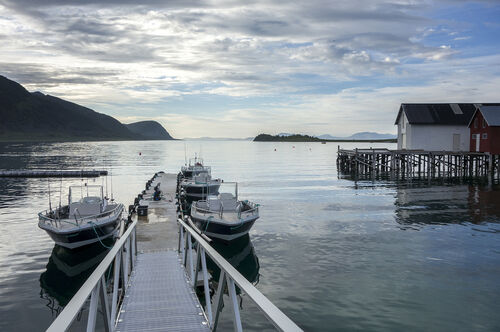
[
  {"left": 347, "top": 132, "right": 396, "bottom": 140},
  {"left": 125, "top": 121, "right": 173, "bottom": 140},
  {"left": 317, "top": 134, "right": 338, "bottom": 140},
  {"left": 0, "top": 75, "right": 173, "bottom": 142},
  {"left": 254, "top": 132, "right": 397, "bottom": 142},
  {"left": 317, "top": 132, "right": 396, "bottom": 140}
]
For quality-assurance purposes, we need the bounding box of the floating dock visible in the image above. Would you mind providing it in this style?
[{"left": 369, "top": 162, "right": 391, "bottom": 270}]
[
  {"left": 0, "top": 169, "right": 107, "bottom": 178},
  {"left": 337, "top": 147, "right": 500, "bottom": 179},
  {"left": 46, "top": 171, "right": 302, "bottom": 332}
]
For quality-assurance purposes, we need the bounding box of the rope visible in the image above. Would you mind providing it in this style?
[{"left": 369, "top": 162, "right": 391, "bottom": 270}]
[
  {"left": 205, "top": 215, "right": 214, "bottom": 231},
  {"left": 89, "top": 221, "right": 113, "bottom": 249}
]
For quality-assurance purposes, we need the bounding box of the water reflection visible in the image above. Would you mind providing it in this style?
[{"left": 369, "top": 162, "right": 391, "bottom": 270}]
[
  {"left": 39, "top": 240, "right": 113, "bottom": 315},
  {"left": 207, "top": 235, "right": 260, "bottom": 287},
  {"left": 394, "top": 182, "right": 500, "bottom": 227}
]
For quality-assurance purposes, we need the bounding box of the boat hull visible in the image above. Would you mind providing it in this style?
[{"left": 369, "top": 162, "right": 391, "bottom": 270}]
[
  {"left": 191, "top": 215, "right": 257, "bottom": 241},
  {"left": 39, "top": 219, "right": 120, "bottom": 249}
]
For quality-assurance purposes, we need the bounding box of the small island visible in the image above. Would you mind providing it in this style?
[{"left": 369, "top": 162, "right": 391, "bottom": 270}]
[
  {"left": 254, "top": 134, "right": 322, "bottom": 142},
  {"left": 253, "top": 133, "right": 397, "bottom": 143}
]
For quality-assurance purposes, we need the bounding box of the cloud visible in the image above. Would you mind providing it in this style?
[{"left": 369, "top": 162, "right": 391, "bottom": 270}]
[{"left": 0, "top": 0, "right": 498, "bottom": 137}]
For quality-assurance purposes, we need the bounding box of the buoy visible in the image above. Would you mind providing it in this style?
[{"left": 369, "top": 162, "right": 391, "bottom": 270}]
[
  {"left": 139, "top": 152, "right": 142, "bottom": 155},
  {"left": 274, "top": 148, "right": 277, "bottom": 151}
]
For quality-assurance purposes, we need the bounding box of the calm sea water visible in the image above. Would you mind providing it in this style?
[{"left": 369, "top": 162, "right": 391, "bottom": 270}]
[{"left": 1, "top": 140, "right": 500, "bottom": 331}]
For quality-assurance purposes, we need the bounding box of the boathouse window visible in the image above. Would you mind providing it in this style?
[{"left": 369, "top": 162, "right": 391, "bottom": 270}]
[
  {"left": 482, "top": 119, "right": 486, "bottom": 128},
  {"left": 482, "top": 133, "right": 487, "bottom": 139},
  {"left": 474, "top": 118, "right": 478, "bottom": 128}
]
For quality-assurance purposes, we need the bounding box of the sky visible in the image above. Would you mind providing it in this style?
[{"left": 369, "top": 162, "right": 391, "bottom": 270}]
[{"left": 1, "top": 0, "right": 499, "bottom": 138}]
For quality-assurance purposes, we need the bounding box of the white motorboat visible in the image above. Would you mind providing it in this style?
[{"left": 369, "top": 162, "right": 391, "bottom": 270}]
[{"left": 38, "top": 185, "right": 123, "bottom": 249}]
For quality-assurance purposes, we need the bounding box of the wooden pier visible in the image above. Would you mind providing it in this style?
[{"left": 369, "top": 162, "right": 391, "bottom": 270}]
[{"left": 337, "top": 148, "right": 500, "bottom": 179}]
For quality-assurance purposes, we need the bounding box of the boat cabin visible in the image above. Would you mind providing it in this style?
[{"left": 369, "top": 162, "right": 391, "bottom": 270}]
[{"left": 68, "top": 185, "right": 106, "bottom": 217}]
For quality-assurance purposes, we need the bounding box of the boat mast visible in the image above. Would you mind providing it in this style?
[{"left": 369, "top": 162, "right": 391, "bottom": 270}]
[
  {"left": 47, "top": 179, "right": 52, "bottom": 211},
  {"left": 58, "top": 175, "right": 62, "bottom": 209},
  {"left": 184, "top": 143, "right": 187, "bottom": 166},
  {"left": 110, "top": 166, "right": 114, "bottom": 202}
]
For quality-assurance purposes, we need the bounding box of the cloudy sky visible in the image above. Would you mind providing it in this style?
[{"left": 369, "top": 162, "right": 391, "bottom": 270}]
[{"left": 1, "top": 0, "right": 499, "bottom": 138}]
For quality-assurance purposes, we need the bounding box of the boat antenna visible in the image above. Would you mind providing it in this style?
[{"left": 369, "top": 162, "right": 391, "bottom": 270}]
[
  {"left": 58, "top": 175, "right": 62, "bottom": 209},
  {"left": 110, "top": 166, "right": 114, "bottom": 202},
  {"left": 105, "top": 154, "right": 109, "bottom": 199},
  {"left": 184, "top": 142, "right": 187, "bottom": 166},
  {"left": 47, "top": 179, "right": 52, "bottom": 211}
]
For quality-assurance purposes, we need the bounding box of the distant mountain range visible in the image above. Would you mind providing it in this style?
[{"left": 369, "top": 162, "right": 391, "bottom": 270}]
[
  {"left": 277, "top": 132, "right": 396, "bottom": 140},
  {"left": 317, "top": 132, "right": 396, "bottom": 140},
  {"left": 254, "top": 133, "right": 397, "bottom": 142},
  {"left": 0, "top": 75, "right": 173, "bottom": 142}
]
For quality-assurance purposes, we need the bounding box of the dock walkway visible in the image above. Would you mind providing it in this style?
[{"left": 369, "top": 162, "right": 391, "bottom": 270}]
[
  {"left": 115, "top": 172, "right": 209, "bottom": 331},
  {"left": 115, "top": 251, "right": 209, "bottom": 332}
]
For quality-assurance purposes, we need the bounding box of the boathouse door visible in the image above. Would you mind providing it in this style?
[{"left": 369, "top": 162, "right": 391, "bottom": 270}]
[
  {"left": 476, "top": 134, "right": 480, "bottom": 152},
  {"left": 453, "top": 134, "right": 460, "bottom": 151}
]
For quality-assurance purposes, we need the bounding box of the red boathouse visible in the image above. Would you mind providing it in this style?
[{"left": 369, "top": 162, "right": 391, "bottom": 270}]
[{"left": 468, "top": 104, "right": 500, "bottom": 153}]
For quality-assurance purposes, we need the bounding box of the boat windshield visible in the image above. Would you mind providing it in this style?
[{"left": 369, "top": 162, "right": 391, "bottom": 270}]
[
  {"left": 68, "top": 185, "right": 104, "bottom": 205},
  {"left": 215, "top": 182, "right": 238, "bottom": 200}
]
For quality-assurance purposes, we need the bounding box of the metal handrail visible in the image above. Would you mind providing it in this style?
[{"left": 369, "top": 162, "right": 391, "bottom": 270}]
[
  {"left": 177, "top": 217, "right": 303, "bottom": 332},
  {"left": 46, "top": 219, "right": 137, "bottom": 332}
]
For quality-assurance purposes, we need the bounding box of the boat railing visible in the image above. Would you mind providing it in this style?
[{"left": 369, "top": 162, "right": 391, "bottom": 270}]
[
  {"left": 45, "top": 219, "right": 137, "bottom": 332},
  {"left": 73, "top": 204, "right": 124, "bottom": 225},
  {"left": 38, "top": 204, "right": 124, "bottom": 228},
  {"left": 238, "top": 203, "right": 259, "bottom": 219},
  {"left": 177, "top": 217, "right": 302, "bottom": 331}
]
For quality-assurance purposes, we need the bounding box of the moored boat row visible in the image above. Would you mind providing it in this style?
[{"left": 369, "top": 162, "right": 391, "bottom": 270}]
[{"left": 177, "top": 156, "right": 260, "bottom": 241}]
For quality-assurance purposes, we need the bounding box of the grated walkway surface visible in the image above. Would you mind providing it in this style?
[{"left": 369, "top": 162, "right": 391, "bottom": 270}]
[{"left": 115, "top": 251, "right": 210, "bottom": 332}]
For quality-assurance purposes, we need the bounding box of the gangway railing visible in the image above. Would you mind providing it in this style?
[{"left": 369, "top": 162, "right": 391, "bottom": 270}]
[
  {"left": 46, "top": 219, "right": 137, "bottom": 332},
  {"left": 177, "top": 217, "right": 303, "bottom": 332},
  {"left": 44, "top": 216, "right": 302, "bottom": 332}
]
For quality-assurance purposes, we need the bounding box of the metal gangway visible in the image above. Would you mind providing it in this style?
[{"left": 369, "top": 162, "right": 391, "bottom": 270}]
[{"left": 46, "top": 218, "right": 303, "bottom": 332}]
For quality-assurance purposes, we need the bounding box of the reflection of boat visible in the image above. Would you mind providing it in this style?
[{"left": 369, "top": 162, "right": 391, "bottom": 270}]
[
  {"left": 38, "top": 185, "right": 123, "bottom": 249},
  {"left": 190, "top": 183, "right": 259, "bottom": 241},
  {"left": 39, "top": 241, "right": 112, "bottom": 307},
  {"left": 207, "top": 234, "right": 260, "bottom": 286}
]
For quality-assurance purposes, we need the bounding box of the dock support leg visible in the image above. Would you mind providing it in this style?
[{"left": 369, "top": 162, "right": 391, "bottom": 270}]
[
  {"left": 187, "top": 233, "right": 194, "bottom": 279},
  {"left": 212, "top": 272, "right": 227, "bottom": 331},
  {"left": 87, "top": 284, "right": 100, "bottom": 332},
  {"left": 200, "top": 248, "right": 213, "bottom": 324},
  {"left": 193, "top": 244, "right": 201, "bottom": 287},
  {"left": 110, "top": 251, "right": 121, "bottom": 327},
  {"left": 100, "top": 275, "right": 111, "bottom": 332},
  {"left": 227, "top": 278, "right": 243, "bottom": 332}
]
